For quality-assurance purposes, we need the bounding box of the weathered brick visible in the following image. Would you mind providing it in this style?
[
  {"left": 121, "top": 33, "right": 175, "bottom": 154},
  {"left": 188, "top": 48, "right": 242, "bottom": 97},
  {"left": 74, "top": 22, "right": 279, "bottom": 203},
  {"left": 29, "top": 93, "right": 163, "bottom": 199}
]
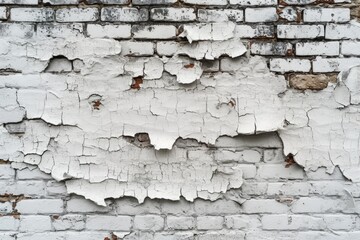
[
  {"left": 0, "top": 180, "right": 46, "bottom": 196},
  {"left": 198, "top": 9, "right": 244, "bottom": 22},
  {"left": 197, "top": 216, "right": 224, "bottom": 230},
  {"left": 342, "top": 41, "right": 360, "bottom": 56},
  {"left": 134, "top": 215, "right": 164, "bottom": 231},
  {"left": 225, "top": 215, "right": 261, "bottom": 229},
  {"left": 19, "top": 216, "right": 52, "bottom": 232},
  {"left": 182, "top": 0, "right": 227, "bottom": 5},
  {"left": 251, "top": 42, "right": 292, "bottom": 56},
  {"left": 0, "top": 0, "right": 37, "bottom": 4},
  {"left": 292, "top": 197, "right": 354, "bottom": 213},
  {"left": 56, "top": 8, "right": 99, "bottom": 22},
  {"left": 133, "top": 0, "right": 176, "bottom": 4},
  {"left": 0, "top": 23, "right": 34, "bottom": 38},
  {"left": 288, "top": 74, "right": 336, "bottom": 90},
  {"left": 151, "top": 8, "right": 196, "bottom": 22},
  {"left": 16, "top": 199, "right": 63, "bottom": 214},
  {"left": 167, "top": 216, "right": 194, "bottom": 230},
  {"left": 17, "top": 168, "right": 52, "bottom": 180},
  {"left": 267, "top": 182, "right": 310, "bottom": 196},
  {"left": 0, "top": 216, "right": 19, "bottom": 231},
  {"left": 230, "top": 0, "right": 277, "bottom": 5},
  {"left": 242, "top": 199, "right": 289, "bottom": 213},
  {"left": 87, "top": 24, "right": 131, "bottom": 38},
  {"left": 51, "top": 214, "right": 85, "bottom": 231},
  {"left": 132, "top": 25, "right": 176, "bottom": 39},
  {"left": 86, "top": 215, "right": 132, "bottom": 231},
  {"left": 257, "top": 164, "right": 305, "bottom": 179},
  {"left": 119, "top": 41, "right": 155, "bottom": 56},
  {"left": 214, "top": 149, "right": 262, "bottom": 163},
  {"left": 67, "top": 197, "right": 110, "bottom": 213},
  {"left": 245, "top": 8, "right": 278, "bottom": 22},
  {"left": 304, "top": 8, "right": 350, "bottom": 23},
  {"left": 0, "top": 164, "right": 15, "bottom": 179},
  {"left": 323, "top": 214, "right": 356, "bottom": 230},
  {"left": 10, "top": 8, "right": 53, "bottom": 22},
  {"left": 262, "top": 214, "right": 325, "bottom": 230},
  {"left": 101, "top": 7, "right": 148, "bottom": 22},
  {"left": 296, "top": 42, "right": 339, "bottom": 56},
  {"left": 198, "top": 231, "right": 245, "bottom": 240},
  {"left": 36, "top": 23, "right": 84, "bottom": 38},
  {"left": 235, "top": 25, "right": 275, "bottom": 38},
  {"left": 43, "top": 0, "right": 78, "bottom": 4},
  {"left": 270, "top": 58, "right": 311, "bottom": 73},
  {"left": 277, "top": 25, "right": 324, "bottom": 39},
  {"left": 0, "top": 7, "right": 7, "bottom": 19},
  {"left": 240, "top": 182, "right": 268, "bottom": 195},
  {"left": 312, "top": 57, "right": 360, "bottom": 72},
  {"left": 326, "top": 23, "right": 360, "bottom": 40},
  {"left": 87, "top": 0, "right": 128, "bottom": 3},
  {"left": 0, "top": 202, "right": 12, "bottom": 214}
]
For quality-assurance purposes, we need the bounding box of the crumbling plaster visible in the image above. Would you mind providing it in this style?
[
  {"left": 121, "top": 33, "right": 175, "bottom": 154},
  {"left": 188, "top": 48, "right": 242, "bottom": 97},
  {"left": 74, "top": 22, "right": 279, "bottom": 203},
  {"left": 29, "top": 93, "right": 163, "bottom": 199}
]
[{"left": 0, "top": 21, "right": 359, "bottom": 206}]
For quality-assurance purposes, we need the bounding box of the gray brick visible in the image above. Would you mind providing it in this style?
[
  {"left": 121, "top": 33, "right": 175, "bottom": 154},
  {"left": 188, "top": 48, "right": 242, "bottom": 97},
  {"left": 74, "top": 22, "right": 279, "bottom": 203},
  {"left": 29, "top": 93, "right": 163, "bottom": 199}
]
[{"left": 101, "top": 7, "right": 148, "bottom": 22}]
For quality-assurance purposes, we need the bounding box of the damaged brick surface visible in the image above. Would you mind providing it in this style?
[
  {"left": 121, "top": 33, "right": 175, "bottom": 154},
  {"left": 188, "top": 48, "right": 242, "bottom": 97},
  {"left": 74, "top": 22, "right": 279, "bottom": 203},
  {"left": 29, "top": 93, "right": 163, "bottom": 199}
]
[{"left": 0, "top": 0, "right": 360, "bottom": 239}]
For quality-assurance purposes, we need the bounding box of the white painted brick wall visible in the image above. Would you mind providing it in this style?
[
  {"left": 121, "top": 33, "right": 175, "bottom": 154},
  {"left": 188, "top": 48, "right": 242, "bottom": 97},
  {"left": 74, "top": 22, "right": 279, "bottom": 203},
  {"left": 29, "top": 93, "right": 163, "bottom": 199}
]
[{"left": 0, "top": 1, "right": 360, "bottom": 239}]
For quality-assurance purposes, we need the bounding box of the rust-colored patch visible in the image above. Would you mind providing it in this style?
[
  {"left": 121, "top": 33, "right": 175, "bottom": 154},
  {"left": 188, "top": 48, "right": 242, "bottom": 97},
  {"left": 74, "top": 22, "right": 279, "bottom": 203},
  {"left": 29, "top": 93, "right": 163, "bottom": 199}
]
[
  {"left": 285, "top": 153, "right": 296, "bottom": 168},
  {"left": 286, "top": 48, "right": 294, "bottom": 57},
  {"left": 92, "top": 100, "right": 102, "bottom": 110},
  {"left": 51, "top": 215, "right": 60, "bottom": 220},
  {"left": 111, "top": 233, "right": 118, "bottom": 240},
  {"left": 11, "top": 210, "right": 21, "bottom": 219},
  {"left": 0, "top": 194, "right": 27, "bottom": 203},
  {"left": 296, "top": 10, "right": 302, "bottom": 23},
  {"left": 131, "top": 76, "right": 144, "bottom": 90},
  {"left": 228, "top": 98, "right": 236, "bottom": 108},
  {"left": 278, "top": 0, "right": 288, "bottom": 6},
  {"left": 184, "top": 63, "right": 195, "bottom": 69},
  {"left": 0, "top": 159, "right": 9, "bottom": 164}
]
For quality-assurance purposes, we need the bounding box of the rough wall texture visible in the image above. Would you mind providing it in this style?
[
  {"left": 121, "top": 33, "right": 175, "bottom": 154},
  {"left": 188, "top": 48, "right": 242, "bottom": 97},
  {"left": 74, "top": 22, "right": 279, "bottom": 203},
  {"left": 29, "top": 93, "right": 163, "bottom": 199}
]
[{"left": 1, "top": 0, "right": 360, "bottom": 239}]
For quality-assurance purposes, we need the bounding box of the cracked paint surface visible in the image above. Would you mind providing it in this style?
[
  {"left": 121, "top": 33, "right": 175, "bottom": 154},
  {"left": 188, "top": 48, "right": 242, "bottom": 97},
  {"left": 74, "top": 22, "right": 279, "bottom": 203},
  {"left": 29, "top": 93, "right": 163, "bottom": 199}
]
[{"left": 0, "top": 23, "right": 359, "bottom": 205}]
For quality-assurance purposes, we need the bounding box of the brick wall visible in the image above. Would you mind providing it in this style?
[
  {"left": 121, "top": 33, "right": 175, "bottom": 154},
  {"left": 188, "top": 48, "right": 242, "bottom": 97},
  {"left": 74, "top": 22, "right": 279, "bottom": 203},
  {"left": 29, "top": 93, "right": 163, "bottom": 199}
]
[
  {"left": 1, "top": 0, "right": 360, "bottom": 239},
  {"left": 1, "top": 134, "right": 360, "bottom": 240}
]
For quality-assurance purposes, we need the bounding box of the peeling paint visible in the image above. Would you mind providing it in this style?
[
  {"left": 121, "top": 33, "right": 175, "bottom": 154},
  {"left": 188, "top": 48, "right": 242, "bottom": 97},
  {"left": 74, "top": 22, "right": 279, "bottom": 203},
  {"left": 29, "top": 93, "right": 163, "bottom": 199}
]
[{"left": 0, "top": 21, "right": 360, "bottom": 205}]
